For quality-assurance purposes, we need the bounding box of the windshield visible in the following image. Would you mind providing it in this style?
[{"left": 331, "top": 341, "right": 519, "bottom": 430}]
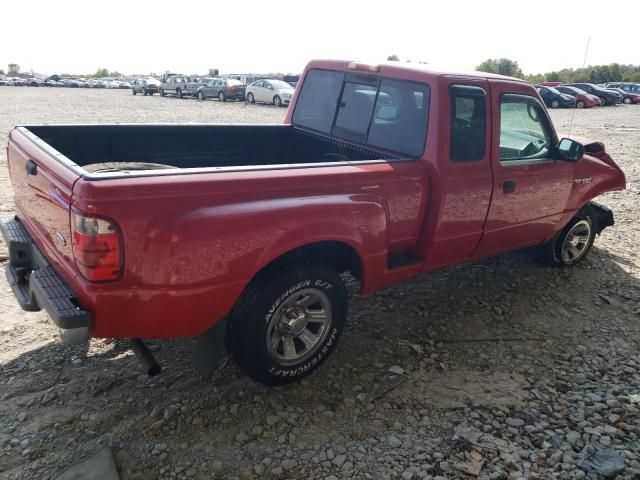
[
  {"left": 547, "top": 87, "right": 561, "bottom": 95},
  {"left": 269, "top": 80, "right": 293, "bottom": 90}
]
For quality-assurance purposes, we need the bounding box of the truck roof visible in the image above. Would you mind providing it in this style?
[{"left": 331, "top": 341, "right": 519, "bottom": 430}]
[{"left": 306, "top": 59, "right": 529, "bottom": 84}]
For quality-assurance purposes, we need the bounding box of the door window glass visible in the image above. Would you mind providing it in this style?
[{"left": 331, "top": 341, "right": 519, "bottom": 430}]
[
  {"left": 499, "top": 98, "right": 551, "bottom": 161},
  {"left": 449, "top": 87, "right": 486, "bottom": 162}
]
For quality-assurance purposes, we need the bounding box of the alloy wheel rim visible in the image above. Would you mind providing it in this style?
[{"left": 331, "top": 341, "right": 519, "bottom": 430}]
[
  {"left": 266, "top": 288, "right": 332, "bottom": 365},
  {"left": 561, "top": 220, "right": 591, "bottom": 263}
]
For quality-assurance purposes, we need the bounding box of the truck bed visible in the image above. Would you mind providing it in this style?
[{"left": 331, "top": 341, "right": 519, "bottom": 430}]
[{"left": 22, "top": 124, "right": 397, "bottom": 176}]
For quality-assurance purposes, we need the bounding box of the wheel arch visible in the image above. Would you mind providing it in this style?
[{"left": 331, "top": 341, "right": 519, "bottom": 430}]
[{"left": 252, "top": 240, "right": 363, "bottom": 284}]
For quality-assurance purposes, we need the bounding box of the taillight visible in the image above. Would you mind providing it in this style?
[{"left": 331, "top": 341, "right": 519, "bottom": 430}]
[{"left": 71, "top": 211, "right": 123, "bottom": 282}]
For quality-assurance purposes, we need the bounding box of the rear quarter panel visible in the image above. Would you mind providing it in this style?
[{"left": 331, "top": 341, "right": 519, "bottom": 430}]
[{"left": 72, "top": 161, "right": 427, "bottom": 338}]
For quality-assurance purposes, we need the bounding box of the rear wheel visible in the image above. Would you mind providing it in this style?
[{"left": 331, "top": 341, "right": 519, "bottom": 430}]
[
  {"left": 143, "top": 87, "right": 149, "bottom": 96},
  {"left": 273, "top": 95, "right": 282, "bottom": 107},
  {"left": 176, "top": 88, "right": 183, "bottom": 98},
  {"left": 576, "top": 100, "right": 585, "bottom": 108},
  {"left": 218, "top": 91, "right": 226, "bottom": 102},
  {"left": 227, "top": 263, "right": 347, "bottom": 385},
  {"left": 160, "top": 88, "right": 166, "bottom": 97},
  {"left": 247, "top": 92, "right": 255, "bottom": 104},
  {"left": 132, "top": 88, "right": 137, "bottom": 95},
  {"left": 198, "top": 91, "right": 205, "bottom": 101},
  {"left": 530, "top": 211, "right": 596, "bottom": 267}
]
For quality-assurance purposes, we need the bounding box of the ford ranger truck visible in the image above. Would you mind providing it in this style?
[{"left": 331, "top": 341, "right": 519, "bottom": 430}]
[
  {"left": 159, "top": 75, "right": 200, "bottom": 98},
  {"left": 1, "top": 60, "right": 626, "bottom": 385}
]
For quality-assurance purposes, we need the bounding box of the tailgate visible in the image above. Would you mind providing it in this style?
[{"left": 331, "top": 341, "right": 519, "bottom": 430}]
[{"left": 7, "top": 127, "right": 81, "bottom": 279}]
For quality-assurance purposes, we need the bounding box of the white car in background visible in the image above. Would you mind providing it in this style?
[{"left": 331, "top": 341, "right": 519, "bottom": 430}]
[
  {"left": 106, "top": 80, "right": 121, "bottom": 89},
  {"left": 245, "top": 79, "right": 295, "bottom": 107}
]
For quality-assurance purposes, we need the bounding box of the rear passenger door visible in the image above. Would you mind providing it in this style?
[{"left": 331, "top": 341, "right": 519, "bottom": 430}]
[
  {"left": 474, "top": 84, "right": 574, "bottom": 258},
  {"left": 422, "top": 82, "right": 494, "bottom": 269}
]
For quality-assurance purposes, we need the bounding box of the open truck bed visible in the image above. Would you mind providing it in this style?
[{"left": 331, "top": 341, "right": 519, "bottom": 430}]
[{"left": 22, "top": 124, "right": 397, "bottom": 176}]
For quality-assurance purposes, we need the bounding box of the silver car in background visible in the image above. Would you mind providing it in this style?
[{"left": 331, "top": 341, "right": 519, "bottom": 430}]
[{"left": 245, "top": 79, "right": 295, "bottom": 107}]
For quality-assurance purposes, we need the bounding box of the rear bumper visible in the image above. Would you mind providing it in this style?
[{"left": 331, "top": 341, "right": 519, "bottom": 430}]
[{"left": 1, "top": 217, "right": 91, "bottom": 343}]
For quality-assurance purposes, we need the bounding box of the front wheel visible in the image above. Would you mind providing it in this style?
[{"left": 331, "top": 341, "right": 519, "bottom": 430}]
[
  {"left": 623, "top": 97, "right": 632, "bottom": 104},
  {"left": 160, "top": 88, "right": 166, "bottom": 97},
  {"left": 273, "top": 95, "right": 282, "bottom": 107},
  {"left": 218, "top": 91, "right": 226, "bottom": 102},
  {"left": 132, "top": 89, "right": 137, "bottom": 95},
  {"left": 530, "top": 212, "right": 596, "bottom": 267},
  {"left": 246, "top": 92, "right": 255, "bottom": 104},
  {"left": 143, "top": 88, "right": 149, "bottom": 96},
  {"left": 198, "top": 91, "right": 205, "bottom": 101},
  {"left": 176, "top": 89, "right": 183, "bottom": 98},
  {"left": 598, "top": 97, "right": 608, "bottom": 106},
  {"left": 227, "top": 263, "right": 347, "bottom": 385},
  {"left": 576, "top": 100, "right": 585, "bottom": 108},
  {"left": 550, "top": 99, "right": 560, "bottom": 109}
]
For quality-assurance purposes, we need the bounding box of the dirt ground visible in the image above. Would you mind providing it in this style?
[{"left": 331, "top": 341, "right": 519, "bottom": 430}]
[{"left": 0, "top": 87, "right": 638, "bottom": 480}]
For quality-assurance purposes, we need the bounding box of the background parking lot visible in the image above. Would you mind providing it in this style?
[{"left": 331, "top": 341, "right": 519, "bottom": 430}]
[{"left": 0, "top": 88, "right": 639, "bottom": 479}]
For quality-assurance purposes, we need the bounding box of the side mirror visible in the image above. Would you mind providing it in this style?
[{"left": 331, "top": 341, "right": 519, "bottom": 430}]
[{"left": 556, "top": 138, "right": 584, "bottom": 162}]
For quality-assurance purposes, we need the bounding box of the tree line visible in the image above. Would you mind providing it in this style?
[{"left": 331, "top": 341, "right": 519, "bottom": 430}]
[
  {"left": 2, "top": 64, "right": 124, "bottom": 78},
  {"left": 474, "top": 58, "right": 640, "bottom": 84}
]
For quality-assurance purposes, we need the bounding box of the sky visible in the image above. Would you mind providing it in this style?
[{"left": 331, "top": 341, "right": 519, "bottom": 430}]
[{"left": 0, "top": 0, "right": 636, "bottom": 77}]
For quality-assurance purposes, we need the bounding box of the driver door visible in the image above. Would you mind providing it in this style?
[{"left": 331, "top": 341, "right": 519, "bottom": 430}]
[{"left": 474, "top": 86, "right": 575, "bottom": 258}]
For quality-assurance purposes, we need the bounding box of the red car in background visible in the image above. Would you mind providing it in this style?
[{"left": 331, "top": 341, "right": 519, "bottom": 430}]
[
  {"left": 555, "top": 85, "right": 602, "bottom": 108},
  {"left": 608, "top": 87, "right": 640, "bottom": 104}
]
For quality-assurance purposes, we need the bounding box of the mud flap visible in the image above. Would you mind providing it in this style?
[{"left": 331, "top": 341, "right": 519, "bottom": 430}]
[
  {"left": 587, "top": 201, "right": 614, "bottom": 234},
  {"left": 192, "top": 318, "right": 228, "bottom": 379}
]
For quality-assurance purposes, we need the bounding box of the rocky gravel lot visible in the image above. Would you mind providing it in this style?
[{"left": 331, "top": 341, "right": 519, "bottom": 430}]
[{"left": 0, "top": 87, "right": 639, "bottom": 480}]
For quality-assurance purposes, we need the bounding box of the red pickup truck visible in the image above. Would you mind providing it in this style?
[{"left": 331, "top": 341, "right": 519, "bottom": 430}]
[{"left": 1, "top": 60, "right": 626, "bottom": 385}]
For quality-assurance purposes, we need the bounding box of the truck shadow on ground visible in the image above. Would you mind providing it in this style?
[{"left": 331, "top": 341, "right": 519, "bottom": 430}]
[{"left": 2, "top": 245, "right": 638, "bottom": 396}]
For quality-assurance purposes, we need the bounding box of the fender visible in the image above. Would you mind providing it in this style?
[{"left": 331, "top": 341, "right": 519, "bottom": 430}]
[
  {"left": 250, "top": 193, "right": 391, "bottom": 292},
  {"left": 551, "top": 136, "right": 625, "bottom": 238}
]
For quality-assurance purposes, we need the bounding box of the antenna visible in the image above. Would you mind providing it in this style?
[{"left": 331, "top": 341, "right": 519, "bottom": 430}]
[{"left": 568, "top": 37, "right": 591, "bottom": 138}]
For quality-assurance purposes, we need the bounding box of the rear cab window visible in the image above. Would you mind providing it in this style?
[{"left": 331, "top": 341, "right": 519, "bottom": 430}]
[{"left": 293, "top": 69, "right": 430, "bottom": 158}]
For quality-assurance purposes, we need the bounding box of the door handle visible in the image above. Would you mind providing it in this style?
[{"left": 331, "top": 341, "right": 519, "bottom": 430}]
[
  {"left": 502, "top": 180, "right": 516, "bottom": 193},
  {"left": 25, "top": 160, "right": 38, "bottom": 175}
]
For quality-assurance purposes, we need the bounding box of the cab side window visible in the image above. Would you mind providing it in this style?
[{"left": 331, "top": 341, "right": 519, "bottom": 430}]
[
  {"left": 449, "top": 85, "right": 486, "bottom": 162},
  {"left": 499, "top": 95, "right": 552, "bottom": 162}
]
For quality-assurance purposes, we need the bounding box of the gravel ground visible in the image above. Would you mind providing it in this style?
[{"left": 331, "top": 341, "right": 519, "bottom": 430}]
[{"left": 0, "top": 87, "right": 639, "bottom": 480}]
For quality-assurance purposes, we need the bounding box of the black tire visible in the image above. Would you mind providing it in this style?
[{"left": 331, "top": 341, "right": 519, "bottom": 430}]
[
  {"left": 218, "top": 91, "right": 226, "bottom": 102},
  {"left": 273, "top": 95, "right": 282, "bottom": 107},
  {"left": 160, "top": 88, "right": 166, "bottom": 97},
  {"left": 576, "top": 100, "right": 585, "bottom": 109},
  {"left": 529, "top": 209, "right": 596, "bottom": 267},
  {"left": 551, "top": 99, "right": 560, "bottom": 109},
  {"left": 247, "top": 92, "right": 255, "bottom": 104},
  {"left": 176, "top": 88, "right": 183, "bottom": 98},
  {"left": 227, "top": 263, "right": 347, "bottom": 385},
  {"left": 143, "top": 88, "right": 149, "bottom": 96},
  {"left": 198, "top": 91, "right": 205, "bottom": 101},
  {"left": 598, "top": 97, "right": 608, "bottom": 106},
  {"left": 623, "top": 97, "right": 632, "bottom": 104},
  {"left": 132, "top": 88, "right": 137, "bottom": 95}
]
